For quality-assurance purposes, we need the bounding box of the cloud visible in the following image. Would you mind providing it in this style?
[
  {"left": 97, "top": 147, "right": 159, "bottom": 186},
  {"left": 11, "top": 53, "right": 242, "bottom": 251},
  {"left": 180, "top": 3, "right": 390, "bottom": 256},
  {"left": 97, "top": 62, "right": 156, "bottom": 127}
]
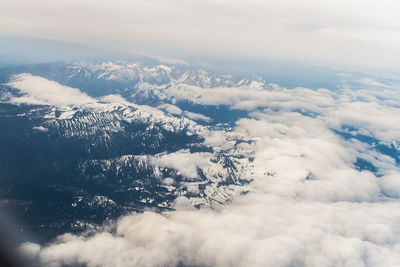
[
  {"left": 235, "top": 113, "right": 381, "bottom": 202},
  {"left": 100, "top": 94, "right": 133, "bottom": 105},
  {"left": 157, "top": 103, "right": 183, "bottom": 115},
  {"left": 162, "top": 177, "right": 175, "bottom": 186},
  {"left": 20, "top": 197, "right": 400, "bottom": 267},
  {"left": 32, "top": 126, "right": 48, "bottom": 132},
  {"left": 163, "top": 83, "right": 273, "bottom": 109},
  {"left": 130, "top": 50, "right": 189, "bottom": 65},
  {"left": 203, "top": 131, "right": 234, "bottom": 150},
  {"left": 157, "top": 104, "right": 212, "bottom": 122},
  {"left": 356, "top": 78, "right": 391, "bottom": 88},
  {"left": 336, "top": 73, "right": 352, "bottom": 77},
  {"left": 151, "top": 150, "right": 212, "bottom": 179},
  {"left": 152, "top": 80, "right": 400, "bottom": 143},
  {"left": 183, "top": 111, "right": 212, "bottom": 123},
  {"left": 6, "top": 73, "right": 95, "bottom": 106},
  {"left": 379, "top": 174, "right": 400, "bottom": 198},
  {"left": 147, "top": 55, "right": 189, "bottom": 66}
]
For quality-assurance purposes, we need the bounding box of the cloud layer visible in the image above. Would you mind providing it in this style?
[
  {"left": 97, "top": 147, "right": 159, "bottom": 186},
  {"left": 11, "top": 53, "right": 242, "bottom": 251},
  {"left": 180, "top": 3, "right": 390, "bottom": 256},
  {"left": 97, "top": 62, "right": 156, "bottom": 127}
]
[
  {"left": 6, "top": 73, "right": 95, "bottom": 106},
  {"left": 16, "top": 74, "right": 400, "bottom": 266},
  {"left": 21, "top": 198, "right": 400, "bottom": 267}
]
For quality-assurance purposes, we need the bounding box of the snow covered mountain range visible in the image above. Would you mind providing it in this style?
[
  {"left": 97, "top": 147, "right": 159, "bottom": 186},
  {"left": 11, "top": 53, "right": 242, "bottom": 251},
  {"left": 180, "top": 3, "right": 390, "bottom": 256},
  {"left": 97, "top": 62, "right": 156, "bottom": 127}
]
[{"left": 1, "top": 61, "right": 399, "bottom": 249}]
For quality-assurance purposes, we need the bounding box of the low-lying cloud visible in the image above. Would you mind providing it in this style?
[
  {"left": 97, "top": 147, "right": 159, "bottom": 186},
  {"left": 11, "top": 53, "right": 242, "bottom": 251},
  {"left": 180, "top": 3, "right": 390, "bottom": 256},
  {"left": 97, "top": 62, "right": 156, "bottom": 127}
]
[
  {"left": 151, "top": 80, "right": 400, "bottom": 142},
  {"left": 151, "top": 150, "right": 213, "bottom": 179},
  {"left": 157, "top": 103, "right": 212, "bottom": 122},
  {"left": 6, "top": 73, "right": 96, "bottom": 106},
  {"left": 21, "top": 195, "right": 400, "bottom": 267}
]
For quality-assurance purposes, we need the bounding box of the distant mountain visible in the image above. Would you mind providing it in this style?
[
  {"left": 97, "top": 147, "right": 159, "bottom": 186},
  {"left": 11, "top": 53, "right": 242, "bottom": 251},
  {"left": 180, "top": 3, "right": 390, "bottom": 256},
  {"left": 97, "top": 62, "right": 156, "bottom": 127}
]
[
  {"left": 1, "top": 61, "right": 257, "bottom": 124},
  {"left": 0, "top": 35, "right": 165, "bottom": 67}
]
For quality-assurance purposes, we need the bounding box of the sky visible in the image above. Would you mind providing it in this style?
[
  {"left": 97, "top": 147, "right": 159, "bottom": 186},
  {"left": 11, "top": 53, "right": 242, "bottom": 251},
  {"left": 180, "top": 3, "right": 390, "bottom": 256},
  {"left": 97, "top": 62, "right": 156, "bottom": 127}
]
[
  {"left": 2, "top": 2, "right": 400, "bottom": 266},
  {"left": 1, "top": 0, "right": 400, "bottom": 70}
]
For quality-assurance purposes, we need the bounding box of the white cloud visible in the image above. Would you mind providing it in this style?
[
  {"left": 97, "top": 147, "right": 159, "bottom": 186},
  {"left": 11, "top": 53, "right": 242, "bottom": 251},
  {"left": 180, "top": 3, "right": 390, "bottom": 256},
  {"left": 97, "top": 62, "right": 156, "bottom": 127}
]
[
  {"left": 203, "top": 131, "right": 234, "bottom": 150},
  {"left": 336, "top": 73, "right": 352, "bottom": 77},
  {"left": 100, "top": 94, "right": 133, "bottom": 105},
  {"left": 379, "top": 174, "right": 400, "bottom": 198},
  {"left": 32, "top": 126, "right": 48, "bottom": 132},
  {"left": 129, "top": 50, "right": 189, "bottom": 65},
  {"left": 356, "top": 78, "right": 391, "bottom": 88},
  {"left": 162, "top": 177, "right": 175, "bottom": 185},
  {"left": 157, "top": 103, "right": 183, "bottom": 115},
  {"left": 151, "top": 150, "right": 212, "bottom": 179},
  {"left": 157, "top": 103, "right": 213, "bottom": 123},
  {"left": 173, "top": 196, "right": 195, "bottom": 210},
  {"left": 148, "top": 55, "right": 189, "bottom": 66},
  {"left": 164, "top": 83, "right": 271, "bottom": 110},
  {"left": 154, "top": 81, "right": 400, "bottom": 143},
  {"left": 183, "top": 111, "right": 212, "bottom": 123},
  {"left": 6, "top": 73, "right": 95, "bottom": 106},
  {"left": 21, "top": 196, "right": 400, "bottom": 267}
]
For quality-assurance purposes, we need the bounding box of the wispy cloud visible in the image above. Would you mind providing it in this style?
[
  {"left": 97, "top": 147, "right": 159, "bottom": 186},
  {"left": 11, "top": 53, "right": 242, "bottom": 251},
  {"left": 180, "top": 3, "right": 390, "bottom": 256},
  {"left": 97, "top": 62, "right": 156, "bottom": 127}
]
[
  {"left": 6, "top": 73, "right": 95, "bottom": 106},
  {"left": 131, "top": 50, "right": 189, "bottom": 65},
  {"left": 148, "top": 55, "right": 189, "bottom": 65}
]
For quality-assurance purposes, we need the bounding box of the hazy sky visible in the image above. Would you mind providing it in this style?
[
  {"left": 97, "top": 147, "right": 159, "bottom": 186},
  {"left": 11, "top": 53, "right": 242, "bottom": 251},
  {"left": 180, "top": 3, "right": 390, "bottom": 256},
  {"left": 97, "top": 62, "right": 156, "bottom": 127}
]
[{"left": 1, "top": 0, "right": 400, "bottom": 69}]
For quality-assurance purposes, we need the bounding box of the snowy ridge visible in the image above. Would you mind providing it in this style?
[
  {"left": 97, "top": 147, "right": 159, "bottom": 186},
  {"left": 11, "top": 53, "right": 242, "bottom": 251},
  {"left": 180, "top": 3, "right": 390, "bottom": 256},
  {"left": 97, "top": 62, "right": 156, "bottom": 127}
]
[
  {"left": 40, "top": 102, "right": 203, "bottom": 138},
  {"left": 64, "top": 61, "right": 270, "bottom": 109},
  {"left": 67, "top": 61, "right": 263, "bottom": 88}
]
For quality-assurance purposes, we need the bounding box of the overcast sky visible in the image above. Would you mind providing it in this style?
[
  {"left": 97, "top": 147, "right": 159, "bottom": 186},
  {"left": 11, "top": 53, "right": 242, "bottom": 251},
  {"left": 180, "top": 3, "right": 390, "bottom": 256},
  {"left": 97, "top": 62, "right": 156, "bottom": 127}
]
[{"left": 1, "top": 0, "right": 400, "bottom": 69}]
